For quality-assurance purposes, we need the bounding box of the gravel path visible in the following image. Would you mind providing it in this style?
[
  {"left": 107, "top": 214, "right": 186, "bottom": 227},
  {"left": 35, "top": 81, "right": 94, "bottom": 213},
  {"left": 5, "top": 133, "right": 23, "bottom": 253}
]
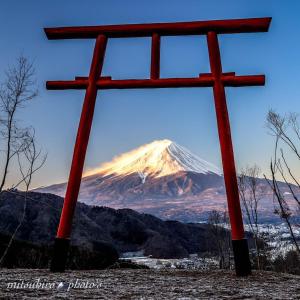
[{"left": 0, "top": 269, "right": 299, "bottom": 299}]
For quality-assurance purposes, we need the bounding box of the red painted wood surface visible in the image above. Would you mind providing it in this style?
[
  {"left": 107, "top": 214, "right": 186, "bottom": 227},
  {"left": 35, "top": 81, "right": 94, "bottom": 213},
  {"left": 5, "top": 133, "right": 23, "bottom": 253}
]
[
  {"left": 207, "top": 31, "right": 244, "bottom": 240},
  {"left": 151, "top": 33, "right": 160, "bottom": 79},
  {"left": 46, "top": 75, "right": 265, "bottom": 90},
  {"left": 45, "top": 17, "right": 271, "bottom": 39},
  {"left": 56, "top": 35, "right": 107, "bottom": 239}
]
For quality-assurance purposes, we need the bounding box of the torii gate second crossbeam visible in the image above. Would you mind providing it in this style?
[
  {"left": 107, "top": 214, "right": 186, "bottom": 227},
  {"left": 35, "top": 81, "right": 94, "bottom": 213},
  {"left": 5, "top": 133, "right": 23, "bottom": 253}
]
[{"left": 45, "top": 17, "right": 271, "bottom": 276}]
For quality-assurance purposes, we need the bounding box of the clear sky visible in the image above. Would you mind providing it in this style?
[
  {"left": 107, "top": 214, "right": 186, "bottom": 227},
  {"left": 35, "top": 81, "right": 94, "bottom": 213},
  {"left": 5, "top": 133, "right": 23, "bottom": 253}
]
[{"left": 0, "top": 0, "right": 299, "bottom": 188}]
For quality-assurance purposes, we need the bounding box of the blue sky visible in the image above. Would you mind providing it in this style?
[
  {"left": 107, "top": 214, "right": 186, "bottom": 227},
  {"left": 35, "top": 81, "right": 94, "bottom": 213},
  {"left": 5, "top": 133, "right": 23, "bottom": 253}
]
[{"left": 0, "top": 0, "right": 299, "bottom": 188}]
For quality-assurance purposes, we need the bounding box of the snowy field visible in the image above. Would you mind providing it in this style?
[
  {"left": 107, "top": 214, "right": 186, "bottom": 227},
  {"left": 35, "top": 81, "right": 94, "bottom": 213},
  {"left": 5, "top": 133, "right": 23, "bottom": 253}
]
[{"left": 120, "top": 255, "right": 220, "bottom": 270}]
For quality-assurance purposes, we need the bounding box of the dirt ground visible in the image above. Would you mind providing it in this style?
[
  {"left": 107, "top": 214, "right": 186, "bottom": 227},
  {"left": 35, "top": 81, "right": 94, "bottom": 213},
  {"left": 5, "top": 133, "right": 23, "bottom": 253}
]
[{"left": 0, "top": 269, "right": 299, "bottom": 299}]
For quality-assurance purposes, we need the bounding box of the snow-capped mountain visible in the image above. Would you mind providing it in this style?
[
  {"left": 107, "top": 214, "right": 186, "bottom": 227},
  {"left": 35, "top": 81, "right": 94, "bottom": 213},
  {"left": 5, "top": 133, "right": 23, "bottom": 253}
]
[
  {"left": 84, "top": 139, "right": 222, "bottom": 179},
  {"left": 36, "top": 139, "right": 299, "bottom": 222},
  {"left": 36, "top": 140, "right": 226, "bottom": 220}
]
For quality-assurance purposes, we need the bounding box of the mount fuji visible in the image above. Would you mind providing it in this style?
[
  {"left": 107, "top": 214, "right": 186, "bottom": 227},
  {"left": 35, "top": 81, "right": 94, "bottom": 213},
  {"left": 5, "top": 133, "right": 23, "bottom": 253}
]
[
  {"left": 37, "top": 140, "right": 228, "bottom": 221},
  {"left": 84, "top": 139, "right": 222, "bottom": 179}
]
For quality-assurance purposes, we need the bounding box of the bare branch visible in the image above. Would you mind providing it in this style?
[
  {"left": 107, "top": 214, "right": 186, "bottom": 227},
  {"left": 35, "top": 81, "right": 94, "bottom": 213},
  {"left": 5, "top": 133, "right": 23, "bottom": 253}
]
[
  {"left": 0, "top": 56, "right": 38, "bottom": 192},
  {"left": 238, "top": 165, "right": 264, "bottom": 269},
  {"left": 0, "top": 121, "right": 46, "bottom": 266}
]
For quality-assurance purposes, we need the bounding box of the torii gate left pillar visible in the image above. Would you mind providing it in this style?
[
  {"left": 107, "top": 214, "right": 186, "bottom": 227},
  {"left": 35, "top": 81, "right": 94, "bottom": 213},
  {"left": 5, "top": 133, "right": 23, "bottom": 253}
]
[{"left": 45, "top": 17, "right": 271, "bottom": 276}]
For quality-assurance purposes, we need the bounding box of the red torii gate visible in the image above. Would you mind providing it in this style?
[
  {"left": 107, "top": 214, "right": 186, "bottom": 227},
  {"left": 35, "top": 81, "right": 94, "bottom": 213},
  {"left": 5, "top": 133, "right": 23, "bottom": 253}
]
[{"left": 45, "top": 17, "right": 271, "bottom": 276}]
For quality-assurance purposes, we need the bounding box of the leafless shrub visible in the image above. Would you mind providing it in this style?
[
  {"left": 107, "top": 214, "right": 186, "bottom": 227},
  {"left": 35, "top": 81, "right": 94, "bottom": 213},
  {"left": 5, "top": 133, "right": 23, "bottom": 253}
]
[
  {"left": 0, "top": 129, "right": 46, "bottom": 266},
  {"left": 238, "top": 165, "right": 266, "bottom": 269},
  {"left": 208, "top": 210, "right": 231, "bottom": 269},
  {"left": 265, "top": 109, "right": 300, "bottom": 254}
]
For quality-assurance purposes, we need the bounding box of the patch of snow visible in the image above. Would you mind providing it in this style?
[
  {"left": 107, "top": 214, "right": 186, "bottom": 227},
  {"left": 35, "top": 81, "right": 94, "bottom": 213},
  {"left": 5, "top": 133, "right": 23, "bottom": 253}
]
[
  {"left": 138, "top": 171, "right": 147, "bottom": 184},
  {"left": 168, "top": 142, "right": 222, "bottom": 175}
]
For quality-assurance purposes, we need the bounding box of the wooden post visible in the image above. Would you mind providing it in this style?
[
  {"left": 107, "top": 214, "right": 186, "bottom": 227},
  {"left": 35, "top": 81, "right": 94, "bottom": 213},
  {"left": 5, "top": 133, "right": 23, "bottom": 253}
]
[
  {"left": 207, "top": 31, "right": 251, "bottom": 276},
  {"left": 50, "top": 34, "right": 107, "bottom": 272},
  {"left": 151, "top": 33, "right": 160, "bottom": 79}
]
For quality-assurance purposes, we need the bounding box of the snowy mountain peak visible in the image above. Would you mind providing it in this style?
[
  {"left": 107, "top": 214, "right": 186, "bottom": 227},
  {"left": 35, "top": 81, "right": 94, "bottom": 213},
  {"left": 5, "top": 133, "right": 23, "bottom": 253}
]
[{"left": 84, "top": 139, "right": 221, "bottom": 178}]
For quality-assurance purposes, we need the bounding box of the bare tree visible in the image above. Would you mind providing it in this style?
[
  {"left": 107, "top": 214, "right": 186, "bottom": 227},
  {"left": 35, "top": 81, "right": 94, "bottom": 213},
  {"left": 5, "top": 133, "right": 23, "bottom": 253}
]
[
  {"left": 208, "top": 209, "right": 231, "bottom": 269},
  {"left": 0, "top": 129, "right": 46, "bottom": 266},
  {"left": 265, "top": 109, "right": 300, "bottom": 254},
  {"left": 238, "top": 165, "right": 265, "bottom": 269},
  {"left": 0, "top": 56, "right": 46, "bottom": 267},
  {"left": 0, "top": 56, "right": 37, "bottom": 192}
]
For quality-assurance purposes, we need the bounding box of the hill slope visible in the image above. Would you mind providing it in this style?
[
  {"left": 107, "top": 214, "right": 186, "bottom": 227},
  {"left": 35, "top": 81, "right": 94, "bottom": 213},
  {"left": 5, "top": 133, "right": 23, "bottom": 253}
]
[{"left": 0, "top": 191, "right": 223, "bottom": 258}]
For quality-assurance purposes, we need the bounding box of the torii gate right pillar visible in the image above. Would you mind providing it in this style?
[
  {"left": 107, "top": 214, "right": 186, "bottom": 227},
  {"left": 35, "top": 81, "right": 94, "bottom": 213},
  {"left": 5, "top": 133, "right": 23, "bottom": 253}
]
[{"left": 207, "top": 31, "right": 251, "bottom": 275}]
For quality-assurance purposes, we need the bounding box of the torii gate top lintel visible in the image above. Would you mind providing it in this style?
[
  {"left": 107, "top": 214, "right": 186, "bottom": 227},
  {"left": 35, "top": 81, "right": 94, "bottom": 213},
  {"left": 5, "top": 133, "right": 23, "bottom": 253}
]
[
  {"left": 46, "top": 17, "right": 271, "bottom": 276},
  {"left": 44, "top": 17, "right": 271, "bottom": 39},
  {"left": 45, "top": 17, "right": 271, "bottom": 91}
]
